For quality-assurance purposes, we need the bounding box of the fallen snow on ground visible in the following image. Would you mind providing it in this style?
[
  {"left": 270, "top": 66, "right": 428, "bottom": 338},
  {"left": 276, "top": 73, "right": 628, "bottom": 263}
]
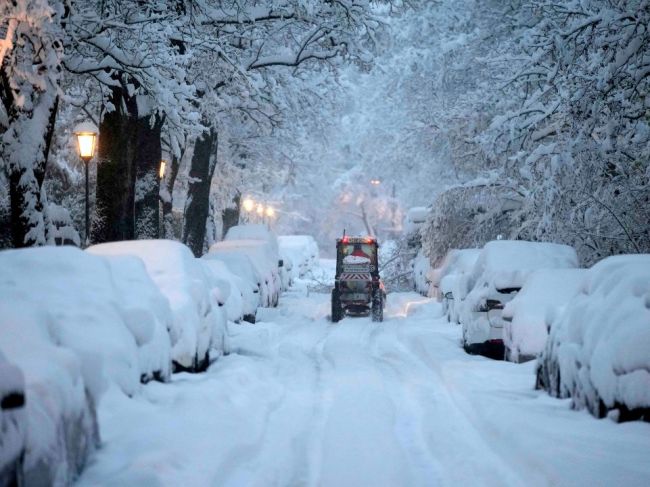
[{"left": 77, "top": 264, "right": 650, "bottom": 487}]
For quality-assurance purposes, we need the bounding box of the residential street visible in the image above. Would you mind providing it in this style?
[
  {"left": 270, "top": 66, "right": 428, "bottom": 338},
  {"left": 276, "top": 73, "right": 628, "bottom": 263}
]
[{"left": 76, "top": 262, "right": 650, "bottom": 487}]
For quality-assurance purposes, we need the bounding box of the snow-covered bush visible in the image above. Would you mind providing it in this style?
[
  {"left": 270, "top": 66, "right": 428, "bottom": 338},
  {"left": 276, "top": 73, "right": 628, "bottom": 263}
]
[
  {"left": 436, "top": 249, "right": 481, "bottom": 324},
  {"left": 412, "top": 250, "right": 432, "bottom": 296},
  {"left": 209, "top": 240, "right": 281, "bottom": 308},
  {"left": 278, "top": 235, "right": 319, "bottom": 279},
  {"left": 0, "top": 350, "right": 25, "bottom": 486},
  {"left": 461, "top": 240, "right": 579, "bottom": 356},
  {"left": 537, "top": 255, "right": 650, "bottom": 422},
  {"left": 502, "top": 269, "right": 585, "bottom": 363},
  {"left": 88, "top": 240, "right": 220, "bottom": 372}
]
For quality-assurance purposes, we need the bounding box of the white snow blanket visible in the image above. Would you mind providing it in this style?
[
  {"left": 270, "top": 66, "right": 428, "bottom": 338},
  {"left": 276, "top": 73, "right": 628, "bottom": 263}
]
[
  {"left": 502, "top": 269, "right": 585, "bottom": 363},
  {"left": 203, "top": 251, "right": 261, "bottom": 318},
  {"left": 538, "top": 254, "right": 650, "bottom": 419},
  {"left": 88, "top": 240, "right": 219, "bottom": 372},
  {"left": 0, "top": 351, "right": 25, "bottom": 484},
  {"left": 461, "top": 240, "right": 579, "bottom": 346}
]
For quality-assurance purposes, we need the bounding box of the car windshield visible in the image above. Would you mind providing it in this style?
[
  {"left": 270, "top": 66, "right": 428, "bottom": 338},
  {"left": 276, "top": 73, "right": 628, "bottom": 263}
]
[{"left": 341, "top": 243, "right": 376, "bottom": 261}]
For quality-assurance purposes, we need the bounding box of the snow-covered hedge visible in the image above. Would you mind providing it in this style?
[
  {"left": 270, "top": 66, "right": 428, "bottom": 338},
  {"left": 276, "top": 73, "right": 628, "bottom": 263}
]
[
  {"left": 88, "top": 240, "right": 220, "bottom": 372},
  {"left": 460, "top": 240, "right": 578, "bottom": 352},
  {"left": 502, "top": 269, "right": 585, "bottom": 363},
  {"left": 278, "top": 235, "right": 319, "bottom": 279},
  {"left": 536, "top": 255, "right": 650, "bottom": 422}
]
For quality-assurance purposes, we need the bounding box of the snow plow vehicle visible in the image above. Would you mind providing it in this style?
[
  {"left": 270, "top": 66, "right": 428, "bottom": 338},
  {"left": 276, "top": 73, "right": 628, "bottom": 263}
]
[{"left": 331, "top": 236, "right": 386, "bottom": 322}]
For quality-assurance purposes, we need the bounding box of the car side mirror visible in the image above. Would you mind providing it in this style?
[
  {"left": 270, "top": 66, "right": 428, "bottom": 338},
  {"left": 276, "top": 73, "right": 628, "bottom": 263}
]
[
  {"left": 485, "top": 299, "right": 504, "bottom": 311},
  {"left": 278, "top": 259, "right": 284, "bottom": 268},
  {"left": 444, "top": 291, "right": 454, "bottom": 300}
]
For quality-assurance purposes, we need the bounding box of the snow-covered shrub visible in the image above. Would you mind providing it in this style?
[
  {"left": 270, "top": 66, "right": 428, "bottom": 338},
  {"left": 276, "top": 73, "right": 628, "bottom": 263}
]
[
  {"left": 403, "top": 207, "right": 428, "bottom": 241},
  {"left": 537, "top": 255, "right": 650, "bottom": 422},
  {"left": 436, "top": 249, "right": 481, "bottom": 324},
  {"left": 0, "top": 350, "right": 26, "bottom": 486},
  {"left": 502, "top": 269, "right": 585, "bottom": 363},
  {"left": 48, "top": 202, "right": 81, "bottom": 247},
  {"left": 412, "top": 250, "right": 431, "bottom": 296},
  {"left": 461, "top": 240, "right": 578, "bottom": 355},
  {"left": 88, "top": 240, "right": 219, "bottom": 372},
  {"left": 278, "top": 235, "right": 319, "bottom": 279}
]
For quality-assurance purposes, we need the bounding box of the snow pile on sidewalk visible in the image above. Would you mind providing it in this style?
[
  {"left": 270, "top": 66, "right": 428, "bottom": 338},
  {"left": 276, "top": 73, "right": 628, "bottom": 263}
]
[
  {"left": 537, "top": 255, "right": 650, "bottom": 421},
  {"left": 278, "top": 235, "right": 319, "bottom": 279},
  {"left": 0, "top": 350, "right": 26, "bottom": 485},
  {"left": 413, "top": 250, "right": 432, "bottom": 296},
  {"left": 88, "top": 240, "right": 220, "bottom": 372},
  {"left": 502, "top": 269, "right": 585, "bottom": 363}
]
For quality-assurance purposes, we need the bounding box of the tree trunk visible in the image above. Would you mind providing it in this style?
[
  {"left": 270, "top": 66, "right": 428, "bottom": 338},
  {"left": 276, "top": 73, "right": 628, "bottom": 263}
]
[
  {"left": 221, "top": 193, "right": 241, "bottom": 239},
  {"left": 93, "top": 84, "right": 138, "bottom": 243},
  {"left": 182, "top": 128, "right": 218, "bottom": 257},
  {"left": 160, "top": 150, "right": 182, "bottom": 239},
  {"left": 134, "top": 112, "right": 163, "bottom": 239}
]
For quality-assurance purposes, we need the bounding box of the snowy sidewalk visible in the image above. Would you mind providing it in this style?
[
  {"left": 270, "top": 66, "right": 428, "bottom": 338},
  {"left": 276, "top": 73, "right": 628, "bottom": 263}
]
[{"left": 76, "top": 288, "right": 650, "bottom": 487}]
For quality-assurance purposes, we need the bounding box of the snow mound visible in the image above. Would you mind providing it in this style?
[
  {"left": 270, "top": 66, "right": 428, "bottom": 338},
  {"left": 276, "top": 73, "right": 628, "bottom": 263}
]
[
  {"left": 412, "top": 250, "right": 431, "bottom": 296},
  {"left": 502, "top": 269, "right": 585, "bottom": 363},
  {"left": 537, "top": 254, "right": 650, "bottom": 421},
  {"left": 88, "top": 240, "right": 219, "bottom": 372},
  {"left": 404, "top": 207, "right": 428, "bottom": 235},
  {"left": 0, "top": 350, "right": 25, "bottom": 485}
]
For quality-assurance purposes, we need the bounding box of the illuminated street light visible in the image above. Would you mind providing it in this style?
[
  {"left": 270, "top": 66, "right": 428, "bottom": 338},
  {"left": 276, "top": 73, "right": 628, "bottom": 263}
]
[
  {"left": 370, "top": 178, "right": 381, "bottom": 186},
  {"left": 256, "top": 203, "right": 265, "bottom": 217},
  {"left": 159, "top": 159, "right": 167, "bottom": 179},
  {"left": 73, "top": 122, "right": 98, "bottom": 247},
  {"left": 265, "top": 206, "right": 275, "bottom": 218},
  {"left": 242, "top": 198, "right": 255, "bottom": 213}
]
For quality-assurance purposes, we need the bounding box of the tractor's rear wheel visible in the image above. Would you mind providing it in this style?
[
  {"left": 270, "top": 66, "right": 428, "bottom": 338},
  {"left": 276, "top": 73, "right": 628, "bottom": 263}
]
[
  {"left": 331, "top": 288, "right": 343, "bottom": 323},
  {"left": 371, "top": 289, "right": 383, "bottom": 322}
]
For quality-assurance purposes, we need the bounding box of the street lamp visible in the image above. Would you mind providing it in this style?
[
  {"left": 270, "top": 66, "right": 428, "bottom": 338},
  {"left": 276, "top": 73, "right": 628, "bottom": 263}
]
[
  {"left": 73, "top": 122, "right": 98, "bottom": 247},
  {"left": 370, "top": 178, "right": 381, "bottom": 186},
  {"left": 159, "top": 159, "right": 167, "bottom": 179},
  {"left": 265, "top": 206, "right": 275, "bottom": 219},
  {"left": 256, "top": 203, "right": 265, "bottom": 222}
]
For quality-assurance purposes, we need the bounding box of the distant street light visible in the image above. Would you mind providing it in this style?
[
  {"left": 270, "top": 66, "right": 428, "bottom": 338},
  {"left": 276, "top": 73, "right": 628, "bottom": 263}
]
[
  {"left": 256, "top": 203, "right": 265, "bottom": 222},
  {"left": 370, "top": 178, "right": 381, "bottom": 186},
  {"left": 242, "top": 198, "right": 255, "bottom": 213},
  {"left": 73, "top": 122, "right": 98, "bottom": 247},
  {"left": 159, "top": 159, "right": 167, "bottom": 179},
  {"left": 265, "top": 206, "right": 275, "bottom": 218}
]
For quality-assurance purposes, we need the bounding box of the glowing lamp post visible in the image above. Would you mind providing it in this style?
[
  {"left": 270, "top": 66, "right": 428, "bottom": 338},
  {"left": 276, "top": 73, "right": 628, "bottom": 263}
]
[
  {"left": 159, "top": 159, "right": 167, "bottom": 180},
  {"left": 265, "top": 206, "right": 275, "bottom": 219},
  {"left": 256, "top": 203, "right": 265, "bottom": 223},
  {"left": 73, "top": 122, "right": 98, "bottom": 247}
]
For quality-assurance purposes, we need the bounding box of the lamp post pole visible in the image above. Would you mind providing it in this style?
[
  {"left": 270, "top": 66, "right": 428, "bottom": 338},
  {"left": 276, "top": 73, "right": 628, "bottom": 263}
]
[{"left": 74, "top": 122, "right": 98, "bottom": 248}]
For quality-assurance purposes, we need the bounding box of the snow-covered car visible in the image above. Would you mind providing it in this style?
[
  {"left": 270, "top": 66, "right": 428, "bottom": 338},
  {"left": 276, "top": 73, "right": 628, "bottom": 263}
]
[
  {"left": 436, "top": 249, "right": 481, "bottom": 324},
  {"left": 502, "top": 268, "right": 585, "bottom": 363},
  {"left": 203, "top": 251, "right": 261, "bottom": 322},
  {"left": 278, "top": 235, "right": 319, "bottom": 279},
  {"left": 88, "top": 240, "right": 221, "bottom": 372},
  {"left": 536, "top": 255, "right": 650, "bottom": 421},
  {"left": 209, "top": 240, "right": 281, "bottom": 308},
  {"left": 412, "top": 250, "right": 432, "bottom": 296},
  {"left": 97, "top": 254, "right": 173, "bottom": 382},
  {"left": 460, "top": 240, "right": 579, "bottom": 358},
  {"left": 0, "top": 351, "right": 25, "bottom": 487},
  {"left": 201, "top": 259, "right": 241, "bottom": 322},
  {"left": 225, "top": 224, "right": 285, "bottom": 289}
]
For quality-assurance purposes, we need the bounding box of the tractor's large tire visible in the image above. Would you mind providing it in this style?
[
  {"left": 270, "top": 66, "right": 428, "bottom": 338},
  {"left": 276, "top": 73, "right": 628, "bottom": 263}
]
[
  {"left": 371, "top": 289, "right": 383, "bottom": 322},
  {"left": 331, "top": 288, "right": 343, "bottom": 323}
]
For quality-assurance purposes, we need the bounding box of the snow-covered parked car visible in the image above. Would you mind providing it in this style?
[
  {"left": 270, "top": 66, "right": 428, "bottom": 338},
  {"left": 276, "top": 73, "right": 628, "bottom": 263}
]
[
  {"left": 209, "top": 239, "right": 281, "bottom": 308},
  {"left": 225, "top": 224, "right": 285, "bottom": 288},
  {"left": 436, "top": 249, "right": 481, "bottom": 324},
  {"left": 0, "top": 351, "right": 25, "bottom": 487},
  {"left": 278, "top": 235, "right": 319, "bottom": 279},
  {"left": 0, "top": 248, "right": 116, "bottom": 485},
  {"left": 460, "top": 240, "right": 579, "bottom": 359},
  {"left": 203, "top": 251, "right": 261, "bottom": 322},
  {"left": 502, "top": 269, "right": 585, "bottom": 363},
  {"left": 412, "top": 250, "right": 432, "bottom": 296},
  {"left": 536, "top": 255, "right": 650, "bottom": 422},
  {"left": 88, "top": 240, "right": 222, "bottom": 372},
  {"left": 201, "top": 259, "right": 241, "bottom": 322}
]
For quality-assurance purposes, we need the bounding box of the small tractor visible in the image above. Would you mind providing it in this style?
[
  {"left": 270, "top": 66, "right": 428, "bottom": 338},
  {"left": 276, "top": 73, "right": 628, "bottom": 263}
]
[{"left": 331, "top": 235, "right": 386, "bottom": 322}]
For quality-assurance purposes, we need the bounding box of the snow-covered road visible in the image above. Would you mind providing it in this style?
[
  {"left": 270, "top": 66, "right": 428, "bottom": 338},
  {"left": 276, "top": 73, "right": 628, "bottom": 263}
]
[{"left": 77, "top": 265, "right": 650, "bottom": 487}]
